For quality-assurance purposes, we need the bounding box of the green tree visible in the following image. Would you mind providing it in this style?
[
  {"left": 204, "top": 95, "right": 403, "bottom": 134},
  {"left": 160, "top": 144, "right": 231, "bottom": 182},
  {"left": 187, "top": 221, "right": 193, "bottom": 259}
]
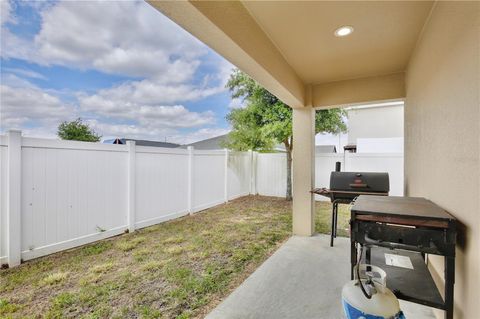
[
  {"left": 57, "top": 118, "right": 101, "bottom": 142},
  {"left": 224, "top": 69, "right": 347, "bottom": 200}
]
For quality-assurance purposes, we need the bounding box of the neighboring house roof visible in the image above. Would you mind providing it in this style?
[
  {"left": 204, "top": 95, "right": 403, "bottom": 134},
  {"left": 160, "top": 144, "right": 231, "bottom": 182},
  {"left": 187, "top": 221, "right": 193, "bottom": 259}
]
[
  {"left": 275, "top": 144, "right": 336, "bottom": 153},
  {"left": 316, "top": 145, "right": 337, "bottom": 153},
  {"left": 179, "top": 134, "right": 228, "bottom": 150},
  {"left": 103, "top": 138, "right": 180, "bottom": 148},
  {"left": 178, "top": 134, "right": 337, "bottom": 153}
]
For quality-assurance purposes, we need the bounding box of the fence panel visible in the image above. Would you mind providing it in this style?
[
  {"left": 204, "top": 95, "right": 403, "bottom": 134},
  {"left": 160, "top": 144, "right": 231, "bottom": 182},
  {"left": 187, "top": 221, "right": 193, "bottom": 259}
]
[
  {"left": 257, "top": 152, "right": 404, "bottom": 200},
  {"left": 256, "top": 153, "right": 287, "bottom": 197},
  {"left": 0, "top": 132, "right": 404, "bottom": 267},
  {"left": 227, "top": 152, "right": 251, "bottom": 200},
  {"left": 19, "top": 139, "right": 128, "bottom": 261},
  {"left": 315, "top": 154, "right": 344, "bottom": 201},
  {"left": 345, "top": 153, "right": 404, "bottom": 196},
  {"left": 135, "top": 147, "right": 190, "bottom": 228},
  {"left": 193, "top": 150, "right": 226, "bottom": 212},
  {"left": 0, "top": 135, "right": 255, "bottom": 266}
]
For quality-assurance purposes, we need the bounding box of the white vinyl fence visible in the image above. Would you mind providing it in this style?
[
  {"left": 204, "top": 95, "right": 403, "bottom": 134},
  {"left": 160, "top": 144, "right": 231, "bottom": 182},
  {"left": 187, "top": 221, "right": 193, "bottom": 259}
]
[
  {"left": 255, "top": 153, "right": 404, "bottom": 200},
  {"left": 0, "top": 131, "right": 403, "bottom": 267},
  {"left": 0, "top": 131, "right": 252, "bottom": 267}
]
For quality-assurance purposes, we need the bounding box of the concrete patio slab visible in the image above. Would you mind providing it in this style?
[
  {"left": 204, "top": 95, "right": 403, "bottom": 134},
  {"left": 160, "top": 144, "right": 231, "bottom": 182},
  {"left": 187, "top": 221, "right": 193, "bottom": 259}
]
[{"left": 206, "top": 235, "right": 435, "bottom": 319}]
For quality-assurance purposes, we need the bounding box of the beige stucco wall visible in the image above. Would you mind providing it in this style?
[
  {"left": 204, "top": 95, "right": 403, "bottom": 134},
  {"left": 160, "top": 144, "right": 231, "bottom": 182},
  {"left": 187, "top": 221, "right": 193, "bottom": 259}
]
[{"left": 405, "top": 2, "right": 479, "bottom": 318}]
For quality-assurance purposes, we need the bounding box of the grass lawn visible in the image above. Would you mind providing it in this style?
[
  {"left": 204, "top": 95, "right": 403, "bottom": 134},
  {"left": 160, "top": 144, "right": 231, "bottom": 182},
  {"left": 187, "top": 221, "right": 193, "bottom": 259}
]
[{"left": 0, "top": 196, "right": 349, "bottom": 319}]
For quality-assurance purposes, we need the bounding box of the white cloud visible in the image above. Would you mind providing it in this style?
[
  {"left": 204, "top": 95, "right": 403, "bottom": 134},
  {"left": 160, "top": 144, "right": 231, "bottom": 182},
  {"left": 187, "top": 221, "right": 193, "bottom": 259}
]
[
  {"left": 1, "top": 1, "right": 207, "bottom": 81},
  {"left": 172, "top": 127, "right": 230, "bottom": 145},
  {"left": 1, "top": 73, "right": 38, "bottom": 88},
  {"left": 79, "top": 77, "right": 224, "bottom": 108},
  {"left": 2, "top": 67, "right": 47, "bottom": 80},
  {"left": 1, "top": 0, "right": 16, "bottom": 26},
  {"left": 91, "top": 121, "right": 229, "bottom": 145},
  {"left": 1, "top": 29, "right": 33, "bottom": 62},
  {"left": 0, "top": 82, "right": 220, "bottom": 141},
  {"left": 77, "top": 76, "right": 223, "bottom": 132},
  {"left": 217, "top": 59, "right": 236, "bottom": 87},
  {"left": 0, "top": 84, "right": 75, "bottom": 131},
  {"left": 228, "top": 97, "right": 245, "bottom": 109},
  {"left": 20, "top": 127, "right": 58, "bottom": 139},
  {"left": 0, "top": 81, "right": 229, "bottom": 144},
  {"left": 1, "top": 1, "right": 40, "bottom": 62},
  {"left": 84, "top": 101, "right": 215, "bottom": 129},
  {"left": 0, "top": 0, "right": 236, "bottom": 143},
  {"left": 86, "top": 119, "right": 174, "bottom": 141},
  {"left": 28, "top": 1, "right": 205, "bottom": 81},
  {"left": 1, "top": 1, "right": 235, "bottom": 85}
]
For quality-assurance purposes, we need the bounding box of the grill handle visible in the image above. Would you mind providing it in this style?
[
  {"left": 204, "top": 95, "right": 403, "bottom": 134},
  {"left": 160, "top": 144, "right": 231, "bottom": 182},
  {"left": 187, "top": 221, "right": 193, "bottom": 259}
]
[
  {"left": 364, "top": 233, "right": 438, "bottom": 253},
  {"left": 349, "top": 183, "right": 368, "bottom": 188}
]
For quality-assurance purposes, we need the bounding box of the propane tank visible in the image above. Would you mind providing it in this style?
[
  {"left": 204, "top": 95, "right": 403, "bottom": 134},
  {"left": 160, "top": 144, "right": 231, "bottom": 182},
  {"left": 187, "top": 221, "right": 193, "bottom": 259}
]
[{"left": 342, "top": 264, "right": 405, "bottom": 319}]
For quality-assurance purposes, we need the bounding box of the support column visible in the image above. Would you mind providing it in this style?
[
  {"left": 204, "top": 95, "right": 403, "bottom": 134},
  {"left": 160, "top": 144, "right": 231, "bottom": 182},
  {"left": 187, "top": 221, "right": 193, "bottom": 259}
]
[{"left": 292, "top": 107, "right": 315, "bottom": 236}]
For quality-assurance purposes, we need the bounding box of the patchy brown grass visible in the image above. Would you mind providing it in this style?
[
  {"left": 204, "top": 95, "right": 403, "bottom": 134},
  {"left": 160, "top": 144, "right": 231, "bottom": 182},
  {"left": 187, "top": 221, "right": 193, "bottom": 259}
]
[
  {"left": 0, "top": 196, "right": 348, "bottom": 319},
  {"left": 315, "top": 201, "right": 351, "bottom": 237}
]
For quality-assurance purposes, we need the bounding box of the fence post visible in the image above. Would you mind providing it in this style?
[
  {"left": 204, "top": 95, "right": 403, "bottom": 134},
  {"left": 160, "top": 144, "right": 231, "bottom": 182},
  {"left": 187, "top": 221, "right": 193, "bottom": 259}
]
[
  {"left": 127, "top": 141, "right": 136, "bottom": 233},
  {"left": 224, "top": 148, "right": 229, "bottom": 202},
  {"left": 187, "top": 146, "right": 194, "bottom": 214},
  {"left": 7, "top": 130, "right": 22, "bottom": 267},
  {"left": 344, "top": 151, "right": 349, "bottom": 171},
  {"left": 248, "top": 150, "right": 253, "bottom": 195},
  {"left": 251, "top": 151, "right": 258, "bottom": 195}
]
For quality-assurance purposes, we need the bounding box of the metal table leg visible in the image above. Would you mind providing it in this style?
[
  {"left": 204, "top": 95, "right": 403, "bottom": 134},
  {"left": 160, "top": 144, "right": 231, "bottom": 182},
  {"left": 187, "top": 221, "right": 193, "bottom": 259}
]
[
  {"left": 366, "top": 246, "right": 371, "bottom": 265},
  {"left": 444, "top": 256, "right": 455, "bottom": 319},
  {"left": 350, "top": 241, "right": 356, "bottom": 280}
]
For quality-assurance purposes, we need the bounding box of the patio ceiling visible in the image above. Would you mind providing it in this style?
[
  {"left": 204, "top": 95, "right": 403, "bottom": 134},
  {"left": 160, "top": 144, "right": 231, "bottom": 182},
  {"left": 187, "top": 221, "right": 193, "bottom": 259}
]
[{"left": 148, "top": 1, "right": 434, "bottom": 108}]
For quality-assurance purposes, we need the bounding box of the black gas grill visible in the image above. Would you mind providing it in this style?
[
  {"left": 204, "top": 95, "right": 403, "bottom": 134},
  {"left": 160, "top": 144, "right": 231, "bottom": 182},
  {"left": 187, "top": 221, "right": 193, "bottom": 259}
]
[
  {"left": 329, "top": 171, "right": 390, "bottom": 201},
  {"left": 350, "top": 196, "right": 456, "bottom": 319},
  {"left": 312, "top": 168, "right": 390, "bottom": 246}
]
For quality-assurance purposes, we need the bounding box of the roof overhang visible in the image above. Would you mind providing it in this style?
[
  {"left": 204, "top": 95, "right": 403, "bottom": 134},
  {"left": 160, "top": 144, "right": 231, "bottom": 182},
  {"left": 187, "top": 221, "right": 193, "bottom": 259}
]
[{"left": 148, "top": 1, "right": 433, "bottom": 109}]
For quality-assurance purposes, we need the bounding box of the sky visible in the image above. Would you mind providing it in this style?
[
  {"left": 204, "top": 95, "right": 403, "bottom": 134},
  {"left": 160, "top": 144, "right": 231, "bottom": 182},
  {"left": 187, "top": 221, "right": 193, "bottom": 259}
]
[{"left": 0, "top": 0, "right": 245, "bottom": 144}]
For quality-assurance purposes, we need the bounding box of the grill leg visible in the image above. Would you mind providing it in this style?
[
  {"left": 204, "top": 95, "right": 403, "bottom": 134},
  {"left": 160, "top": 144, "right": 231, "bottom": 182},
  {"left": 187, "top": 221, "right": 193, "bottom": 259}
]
[
  {"left": 350, "top": 241, "right": 356, "bottom": 280},
  {"left": 330, "top": 203, "right": 335, "bottom": 247},
  {"left": 333, "top": 203, "right": 338, "bottom": 238}
]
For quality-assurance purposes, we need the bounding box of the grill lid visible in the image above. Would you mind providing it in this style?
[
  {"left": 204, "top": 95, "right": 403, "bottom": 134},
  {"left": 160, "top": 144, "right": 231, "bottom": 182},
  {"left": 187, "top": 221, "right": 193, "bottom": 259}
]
[{"left": 330, "top": 172, "right": 389, "bottom": 193}]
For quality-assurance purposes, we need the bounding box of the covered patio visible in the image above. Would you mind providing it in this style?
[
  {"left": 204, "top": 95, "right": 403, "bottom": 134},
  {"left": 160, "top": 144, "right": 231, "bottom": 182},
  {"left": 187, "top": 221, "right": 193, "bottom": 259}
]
[
  {"left": 206, "top": 235, "right": 434, "bottom": 319},
  {"left": 150, "top": 1, "right": 479, "bottom": 319}
]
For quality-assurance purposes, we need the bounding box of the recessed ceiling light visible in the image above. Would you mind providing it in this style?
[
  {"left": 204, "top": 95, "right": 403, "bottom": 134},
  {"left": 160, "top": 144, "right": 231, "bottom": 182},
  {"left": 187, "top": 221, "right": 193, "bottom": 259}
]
[{"left": 334, "top": 26, "right": 354, "bottom": 37}]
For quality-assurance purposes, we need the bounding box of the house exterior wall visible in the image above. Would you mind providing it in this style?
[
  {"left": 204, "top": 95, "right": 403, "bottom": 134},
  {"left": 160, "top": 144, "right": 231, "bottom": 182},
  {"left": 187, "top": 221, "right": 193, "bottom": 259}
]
[
  {"left": 347, "top": 104, "right": 404, "bottom": 144},
  {"left": 405, "top": 2, "right": 479, "bottom": 318}
]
